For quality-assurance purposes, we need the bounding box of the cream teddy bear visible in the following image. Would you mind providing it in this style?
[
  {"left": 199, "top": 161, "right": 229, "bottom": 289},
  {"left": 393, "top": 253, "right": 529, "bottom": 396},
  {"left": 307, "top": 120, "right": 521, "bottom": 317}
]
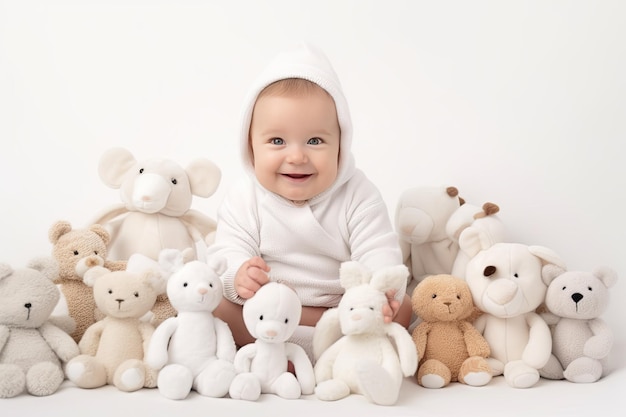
[
  {"left": 463, "top": 240, "right": 566, "bottom": 388},
  {"left": 48, "top": 220, "right": 127, "bottom": 342},
  {"left": 65, "top": 265, "right": 165, "bottom": 391},
  {"left": 313, "top": 262, "right": 417, "bottom": 405},
  {"left": 0, "top": 258, "right": 79, "bottom": 398},
  {"left": 539, "top": 265, "right": 617, "bottom": 383},
  {"left": 411, "top": 274, "right": 491, "bottom": 388},
  {"left": 229, "top": 282, "right": 315, "bottom": 401},
  {"left": 145, "top": 249, "right": 236, "bottom": 400}
]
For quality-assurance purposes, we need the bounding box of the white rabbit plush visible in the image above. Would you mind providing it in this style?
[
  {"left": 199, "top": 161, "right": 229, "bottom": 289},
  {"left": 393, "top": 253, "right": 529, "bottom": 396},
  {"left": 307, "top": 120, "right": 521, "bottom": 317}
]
[
  {"left": 145, "top": 249, "right": 236, "bottom": 400},
  {"left": 313, "top": 262, "right": 418, "bottom": 406},
  {"left": 228, "top": 282, "right": 315, "bottom": 401}
]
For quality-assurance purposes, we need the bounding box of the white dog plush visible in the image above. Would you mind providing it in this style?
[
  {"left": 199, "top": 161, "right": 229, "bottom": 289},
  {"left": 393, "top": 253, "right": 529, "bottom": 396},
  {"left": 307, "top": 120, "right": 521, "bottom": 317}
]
[
  {"left": 540, "top": 265, "right": 617, "bottom": 383},
  {"left": 313, "top": 262, "right": 418, "bottom": 405},
  {"left": 228, "top": 282, "right": 315, "bottom": 401},
  {"left": 462, "top": 240, "right": 566, "bottom": 388},
  {"left": 145, "top": 249, "right": 236, "bottom": 399}
]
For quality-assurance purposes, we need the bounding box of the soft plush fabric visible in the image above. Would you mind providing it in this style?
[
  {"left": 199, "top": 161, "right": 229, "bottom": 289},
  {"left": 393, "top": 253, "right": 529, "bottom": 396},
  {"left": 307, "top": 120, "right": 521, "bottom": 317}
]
[
  {"left": 0, "top": 259, "right": 79, "bottom": 398},
  {"left": 65, "top": 266, "right": 164, "bottom": 392},
  {"left": 229, "top": 282, "right": 315, "bottom": 401},
  {"left": 208, "top": 42, "right": 403, "bottom": 308},
  {"left": 463, "top": 240, "right": 566, "bottom": 388},
  {"left": 540, "top": 265, "right": 617, "bottom": 383},
  {"left": 93, "top": 146, "right": 221, "bottom": 261},
  {"left": 48, "top": 220, "right": 127, "bottom": 342},
  {"left": 313, "top": 262, "right": 417, "bottom": 405},
  {"left": 145, "top": 249, "right": 236, "bottom": 400},
  {"left": 411, "top": 274, "right": 491, "bottom": 388}
]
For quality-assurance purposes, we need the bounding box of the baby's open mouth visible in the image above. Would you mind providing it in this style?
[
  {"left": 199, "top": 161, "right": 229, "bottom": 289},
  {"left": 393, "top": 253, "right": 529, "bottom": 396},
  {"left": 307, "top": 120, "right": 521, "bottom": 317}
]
[{"left": 283, "top": 173, "right": 311, "bottom": 179}]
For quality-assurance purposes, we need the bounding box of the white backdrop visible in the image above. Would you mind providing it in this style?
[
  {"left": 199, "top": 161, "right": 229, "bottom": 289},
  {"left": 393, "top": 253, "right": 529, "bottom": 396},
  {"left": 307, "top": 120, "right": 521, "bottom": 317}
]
[{"left": 1, "top": 0, "right": 624, "bottom": 342}]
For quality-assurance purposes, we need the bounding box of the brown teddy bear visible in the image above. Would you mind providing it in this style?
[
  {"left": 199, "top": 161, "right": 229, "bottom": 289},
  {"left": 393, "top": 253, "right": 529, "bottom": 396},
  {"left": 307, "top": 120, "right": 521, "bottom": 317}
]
[
  {"left": 49, "top": 220, "right": 127, "bottom": 342},
  {"left": 411, "top": 274, "right": 492, "bottom": 388}
]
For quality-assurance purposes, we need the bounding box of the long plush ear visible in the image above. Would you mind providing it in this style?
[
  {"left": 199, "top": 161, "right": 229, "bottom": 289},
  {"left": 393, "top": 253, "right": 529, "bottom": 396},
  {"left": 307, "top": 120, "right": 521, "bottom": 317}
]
[
  {"left": 593, "top": 266, "right": 618, "bottom": 288},
  {"left": 312, "top": 308, "right": 342, "bottom": 361},
  {"left": 186, "top": 158, "right": 221, "bottom": 198},
  {"left": 27, "top": 256, "right": 59, "bottom": 281},
  {"left": 339, "top": 261, "right": 371, "bottom": 289},
  {"left": 98, "top": 147, "right": 136, "bottom": 189},
  {"left": 370, "top": 264, "right": 410, "bottom": 294}
]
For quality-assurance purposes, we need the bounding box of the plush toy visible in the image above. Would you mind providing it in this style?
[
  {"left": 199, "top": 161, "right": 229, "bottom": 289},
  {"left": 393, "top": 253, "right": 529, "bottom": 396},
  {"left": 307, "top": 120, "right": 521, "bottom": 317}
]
[
  {"left": 65, "top": 265, "right": 165, "bottom": 391},
  {"left": 145, "top": 249, "right": 236, "bottom": 400},
  {"left": 445, "top": 202, "right": 505, "bottom": 279},
  {"left": 395, "top": 186, "right": 464, "bottom": 290},
  {"left": 463, "top": 239, "right": 566, "bottom": 388},
  {"left": 313, "top": 262, "right": 417, "bottom": 406},
  {"left": 92, "top": 147, "right": 221, "bottom": 262},
  {"left": 49, "top": 220, "right": 127, "bottom": 342},
  {"left": 229, "top": 282, "right": 315, "bottom": 401},
  {"left": 539, "top": 265, "right": 617, "bottom": 383},
  {"left": 0, "top": 258, "right": 80, "bottom": 398},
  {"left": 411, "top": 274, "right": 491, "bottom": 388}
]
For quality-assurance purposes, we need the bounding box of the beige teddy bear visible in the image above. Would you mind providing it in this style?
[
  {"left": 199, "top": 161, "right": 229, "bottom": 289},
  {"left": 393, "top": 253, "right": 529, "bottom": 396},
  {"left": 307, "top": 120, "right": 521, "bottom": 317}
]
[
  {"left": 411, "top": 274, "right": 491, "bottom": 388},
  {"left": 65, "top": 265, "right": 164, "bottom": 391},
  {"left": 49, "top": 220, "right": 127, "bottom": 342}
]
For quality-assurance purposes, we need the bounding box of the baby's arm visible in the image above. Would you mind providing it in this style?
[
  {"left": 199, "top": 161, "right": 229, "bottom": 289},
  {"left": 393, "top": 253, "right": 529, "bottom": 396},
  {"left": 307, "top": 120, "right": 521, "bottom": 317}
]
[{"left": 234, "top": 256, "right": 271, "bottom": 299}]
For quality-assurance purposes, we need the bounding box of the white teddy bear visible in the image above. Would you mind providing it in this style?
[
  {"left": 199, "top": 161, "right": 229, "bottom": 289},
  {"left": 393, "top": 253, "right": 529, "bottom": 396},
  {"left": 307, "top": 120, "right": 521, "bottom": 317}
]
[
  {"left": 145, "top": 249, "right": 237, "bottom": 399},
  {"left": 229, "top": 282, "right": 315, "bottom": 401},
  {"left": 313, "top": 262, "right": 417, "bottom": 405},
  {"left": 540, "top": 265, "right": 617, "bottom": 383},
  {"left": 463, "top": 240, "right": 566, "bottom": 388}
]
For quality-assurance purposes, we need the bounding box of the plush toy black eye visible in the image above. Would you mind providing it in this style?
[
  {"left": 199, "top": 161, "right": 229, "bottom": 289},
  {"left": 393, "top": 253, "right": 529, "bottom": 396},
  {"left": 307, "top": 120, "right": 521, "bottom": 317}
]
[
  {"left": 284, "top": 318, "right": 289, "bottom": 323},
  {"left": 457, "top": 295, "right": 461, "bottom": 300},
  {"left": 139, "top": 168, "right": 144, "bottom": 174},
  {"left": 134, "top": 292, "right": 139, "bottom": 298},
  {"left": 171, "top": 178, "right": 177, "bottom": 185},
  {"left": 369, "top": 307, "right": 374, "bottom": 311},
  {"left": 513, "top": 273, "right": 519, "bottom": 278},
  {"left": 259, "top": 315, "right": 264, "bottom": 320},
  {"left": 94, "top": 251, "right": 98, "bottom": 255},
  {"left": 108, "top": 289, "right": 113, "bottom": 294},
  {"left": 209, "top": 283, "right": 213, "bottom": 288},
  {"left": 431, "top": 294, "right": 437, "bottom": 299},
  {"left": 562, "top": 286, "right": 567, "bottom": 291},
  {"left": 588, "top": 286, "right": 593, "bottom": 291},
  {"left": 73, "top": 250, "right": 79, "bottom": 256},
  {"left": 349, "top": 307, "right": 354, "bottom": 311},
  {"left": 484, "top": 266, "right": 496, "bottom": 277},
  {"left": 183, "top": 282, "right": 188, "bottom": 287}
]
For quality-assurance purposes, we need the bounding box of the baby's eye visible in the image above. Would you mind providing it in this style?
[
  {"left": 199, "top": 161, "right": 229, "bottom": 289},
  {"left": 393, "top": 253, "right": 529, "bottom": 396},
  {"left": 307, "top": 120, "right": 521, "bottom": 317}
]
[
  {"left": 270, "top": 138, "right": 284, "bottom": 145},
  {"left": 307, "top": 137, "right": 322, "bottom": 145}
]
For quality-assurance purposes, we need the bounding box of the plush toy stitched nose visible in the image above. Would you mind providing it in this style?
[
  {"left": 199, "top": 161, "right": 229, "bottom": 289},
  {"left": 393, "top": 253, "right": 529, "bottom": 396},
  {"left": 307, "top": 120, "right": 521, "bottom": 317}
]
[
  {"left": 571, "top": 293, "right": 583, "bottom": 303},
  {"left": 116, "top": 299, "right": 124, "bottom": 309},
  {"left": 24, "top": 302, "right": 32, "bottom": 320},
  {"left": 198, "top": 287, "right": 208, "bottom": 295},
  {"left": 265, "top": 330, "right": 277, "bottom": 337}
]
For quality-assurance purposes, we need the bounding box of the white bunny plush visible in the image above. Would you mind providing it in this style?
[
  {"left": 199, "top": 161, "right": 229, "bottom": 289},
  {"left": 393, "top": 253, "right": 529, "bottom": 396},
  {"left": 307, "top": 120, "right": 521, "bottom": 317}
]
[
  {"left": 228, "top": 282, "right": 315, "bottom": 401},
  {"left": 313, "top": 262, "right": 418, "bottom": 406},
  {"left": 145, "top": 249, "right": 236, "bottom": 400}
]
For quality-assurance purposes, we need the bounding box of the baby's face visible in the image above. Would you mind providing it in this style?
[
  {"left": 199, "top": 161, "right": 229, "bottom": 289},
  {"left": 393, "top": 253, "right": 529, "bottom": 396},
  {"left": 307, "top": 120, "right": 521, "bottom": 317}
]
[{"left": 249, "top": 89, "right": 340, "bottom": 204}]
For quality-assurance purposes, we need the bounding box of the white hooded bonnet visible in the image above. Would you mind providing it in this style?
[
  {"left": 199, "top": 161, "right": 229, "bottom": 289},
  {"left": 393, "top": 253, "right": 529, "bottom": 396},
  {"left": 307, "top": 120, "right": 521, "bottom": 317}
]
[{"left": 238, "top": 42, "right": 356, "bottom": 205}]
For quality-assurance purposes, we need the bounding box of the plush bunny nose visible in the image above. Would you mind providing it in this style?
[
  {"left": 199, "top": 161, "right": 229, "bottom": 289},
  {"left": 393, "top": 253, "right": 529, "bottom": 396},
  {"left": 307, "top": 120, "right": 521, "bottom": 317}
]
[
  {"left": 198, "top": 287, "right": 208, "bottom": 295},
  {"left": 265, "top": 329, "right": 277, "bottom": 337},
  {"left": 351, "top": 313, "right": 362, "bottom": 321}
]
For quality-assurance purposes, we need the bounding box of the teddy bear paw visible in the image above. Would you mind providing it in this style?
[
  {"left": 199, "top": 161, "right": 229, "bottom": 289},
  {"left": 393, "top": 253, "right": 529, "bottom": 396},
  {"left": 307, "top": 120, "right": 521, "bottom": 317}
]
[
  {"left": 315, "top": 379, "right": 350, "bottom": 401},
  {"left": 0, "top": 364, "right": 26, "bottom": 398},
  {"left": 504, "top": 361, "right": 540, "bottom": 388},
  {"left": 273, "top": 372, "right": 302, "bottom": 400},
  {"left": 229, "top": 372, "right": 261, "bottom": 401},
  {"left": 114, "top": 359, "right": 146, "bottom": 392},
  {"left": 563, "top": 357, "right": 603, "bottom": 383},
  {"left": 157, "top": 364, "right": 194, "bottom": 400},
  {"left": 195, "top": 361, "right": 236, "bottom": 398},
  {"left": 26, "top": 362, "right": 64, "bottom": 396},
  {"left": 461, "top": 371, "right": 492, "bottom": 387},
  {"left": 421, "top": 374, "right": 447, "bottom": 389}
]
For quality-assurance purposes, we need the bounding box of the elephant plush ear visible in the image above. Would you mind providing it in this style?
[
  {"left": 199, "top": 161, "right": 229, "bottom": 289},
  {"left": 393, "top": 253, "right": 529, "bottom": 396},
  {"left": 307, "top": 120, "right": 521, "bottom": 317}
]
[{"left": 98, "top": 147, "right": 136, "bottom": 189}]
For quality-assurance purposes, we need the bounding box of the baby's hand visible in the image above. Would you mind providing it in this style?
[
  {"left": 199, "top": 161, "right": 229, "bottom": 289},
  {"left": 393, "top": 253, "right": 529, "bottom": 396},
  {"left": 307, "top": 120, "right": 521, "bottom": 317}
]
[
  {"left": 383, "top": 289, "right": 400, "bottom": 324},
  {"left": 234, "top": 256, "right": 270, "bottom": 299}
]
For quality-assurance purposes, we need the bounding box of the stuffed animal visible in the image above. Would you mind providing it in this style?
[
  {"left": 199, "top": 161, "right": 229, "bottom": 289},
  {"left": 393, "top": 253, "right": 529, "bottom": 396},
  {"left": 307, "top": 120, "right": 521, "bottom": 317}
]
[
  {"left": 65, "top": 265, "right": 165, "bottom": 391},
  {"left": 463, "top": 239, "right": 566, "bottom": 388},
  {"left": 445, "top": 202, "right": 505, "bottom": 279},
  {"left": 229, "top": 282, "right": 315, "bottom": 401},
  {"left": 92, "top": 147, "right": 221, "bottom": 262},
  {"left": 395, "top": 186, "right": 464, "bottom": 290},
  {"left": 313, "top": 262, "right": 417, "bottom": 406},
  {"left": 0, "top": 258, "right": 80, "bottom": 398},
  {"left": 145, "top": 249, "right": 236, "bottom": 400},
  {"left": 539, "top": 265, "right": 617, "bottom": 383},
  {"left": 411, "top": 274, "right": 491, "bottom": 388},
  {"left": 49, "top": 220, "right": 127, "bottom": 342}
]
